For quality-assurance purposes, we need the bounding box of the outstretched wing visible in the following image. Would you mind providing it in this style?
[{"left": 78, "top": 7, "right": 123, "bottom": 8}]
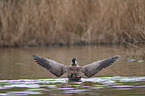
[
  {"left": 82, "top": 56, "right": 119, "bottom": 77},
  {"left": 32, "top": 55, "right": 66, "bottom": 77}
]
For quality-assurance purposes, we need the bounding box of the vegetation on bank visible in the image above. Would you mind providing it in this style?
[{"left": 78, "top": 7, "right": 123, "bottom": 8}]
[{"left": 0, "top": 0, "right": 145, "bottom": 47}]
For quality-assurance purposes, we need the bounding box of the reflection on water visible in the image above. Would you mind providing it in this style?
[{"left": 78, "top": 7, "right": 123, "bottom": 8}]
[
  {"left": 0, "top": 76, "right": 145, "bottom": 96},
  {"left": 0, "top": 46, "right": 145, "bottom": 95}
]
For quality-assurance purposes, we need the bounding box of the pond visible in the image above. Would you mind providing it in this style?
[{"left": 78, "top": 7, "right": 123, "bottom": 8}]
[{"left": 0, "top": 46, "right": 145, "bottom": 96}]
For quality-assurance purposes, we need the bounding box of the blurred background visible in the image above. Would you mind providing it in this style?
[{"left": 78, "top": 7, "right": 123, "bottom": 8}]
[{"left": 0, "top": 0, "right": 145, "bottom": 47}]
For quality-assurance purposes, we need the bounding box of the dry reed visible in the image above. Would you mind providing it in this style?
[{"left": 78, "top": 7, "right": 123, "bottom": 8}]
[{"left": 0, "top": 0, "right": 145, "bottom": 47}]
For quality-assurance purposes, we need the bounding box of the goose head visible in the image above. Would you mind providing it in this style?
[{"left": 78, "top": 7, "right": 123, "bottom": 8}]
[{"left": 71, "top": 58, "right": 78, "bottom": 66}]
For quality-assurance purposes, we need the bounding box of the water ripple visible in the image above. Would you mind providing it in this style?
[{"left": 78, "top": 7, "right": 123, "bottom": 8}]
[{"left": 0, "top": 76, "right": 145, "bottom": 95}]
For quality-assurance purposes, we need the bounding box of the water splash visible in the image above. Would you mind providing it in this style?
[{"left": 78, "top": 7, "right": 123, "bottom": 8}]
[{"left": 0, "top": 76, "right": 145, "bottom": 95}]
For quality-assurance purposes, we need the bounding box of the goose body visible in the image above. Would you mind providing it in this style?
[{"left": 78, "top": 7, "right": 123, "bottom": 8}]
[{"left": 33, "top": 55, "right": 118, "bottom": 81}]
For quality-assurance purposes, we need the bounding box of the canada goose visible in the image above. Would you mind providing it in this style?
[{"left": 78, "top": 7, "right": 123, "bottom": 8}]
[{"left": 32, "top": 55, "right": 118, "bottom": 81}]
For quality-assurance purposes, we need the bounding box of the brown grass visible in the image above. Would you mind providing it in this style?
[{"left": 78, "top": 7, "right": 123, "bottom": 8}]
[{"left": 0, "top": 0, "right": 145, "bottom": 47}]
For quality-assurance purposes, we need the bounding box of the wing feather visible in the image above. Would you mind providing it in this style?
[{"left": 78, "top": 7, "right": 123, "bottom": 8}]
[
  {"left": 82, "top": 56, "right": 119, "bottom": 77},
  {"left": 32, "top": 55, "right": 66, "bottom": 77}
]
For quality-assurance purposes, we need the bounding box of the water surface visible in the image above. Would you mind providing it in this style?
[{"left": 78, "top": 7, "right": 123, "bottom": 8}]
[
  {"left": 0, "top": 77, "right": 145, "bottom": 96},
  {"left": 0, "top": 46, "right": 144, "bottom": 96}
]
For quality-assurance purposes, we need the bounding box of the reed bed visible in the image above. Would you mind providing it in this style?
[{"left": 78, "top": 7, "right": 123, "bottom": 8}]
[{"left": 0, "top": 0, "right": 145, "bottom": 47}]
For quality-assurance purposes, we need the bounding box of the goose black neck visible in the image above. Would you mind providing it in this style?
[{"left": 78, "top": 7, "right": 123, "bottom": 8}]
[{"left": 72, "top": 58, "right": 76, "bottom": 63}]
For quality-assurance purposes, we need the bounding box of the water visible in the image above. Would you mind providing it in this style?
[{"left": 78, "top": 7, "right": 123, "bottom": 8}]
[
  {"left": 0, "top": 46, "right": 145, "bottom": 96},
  {"left": 0, "top": 77, "right": 145, "bottom": 96}
]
